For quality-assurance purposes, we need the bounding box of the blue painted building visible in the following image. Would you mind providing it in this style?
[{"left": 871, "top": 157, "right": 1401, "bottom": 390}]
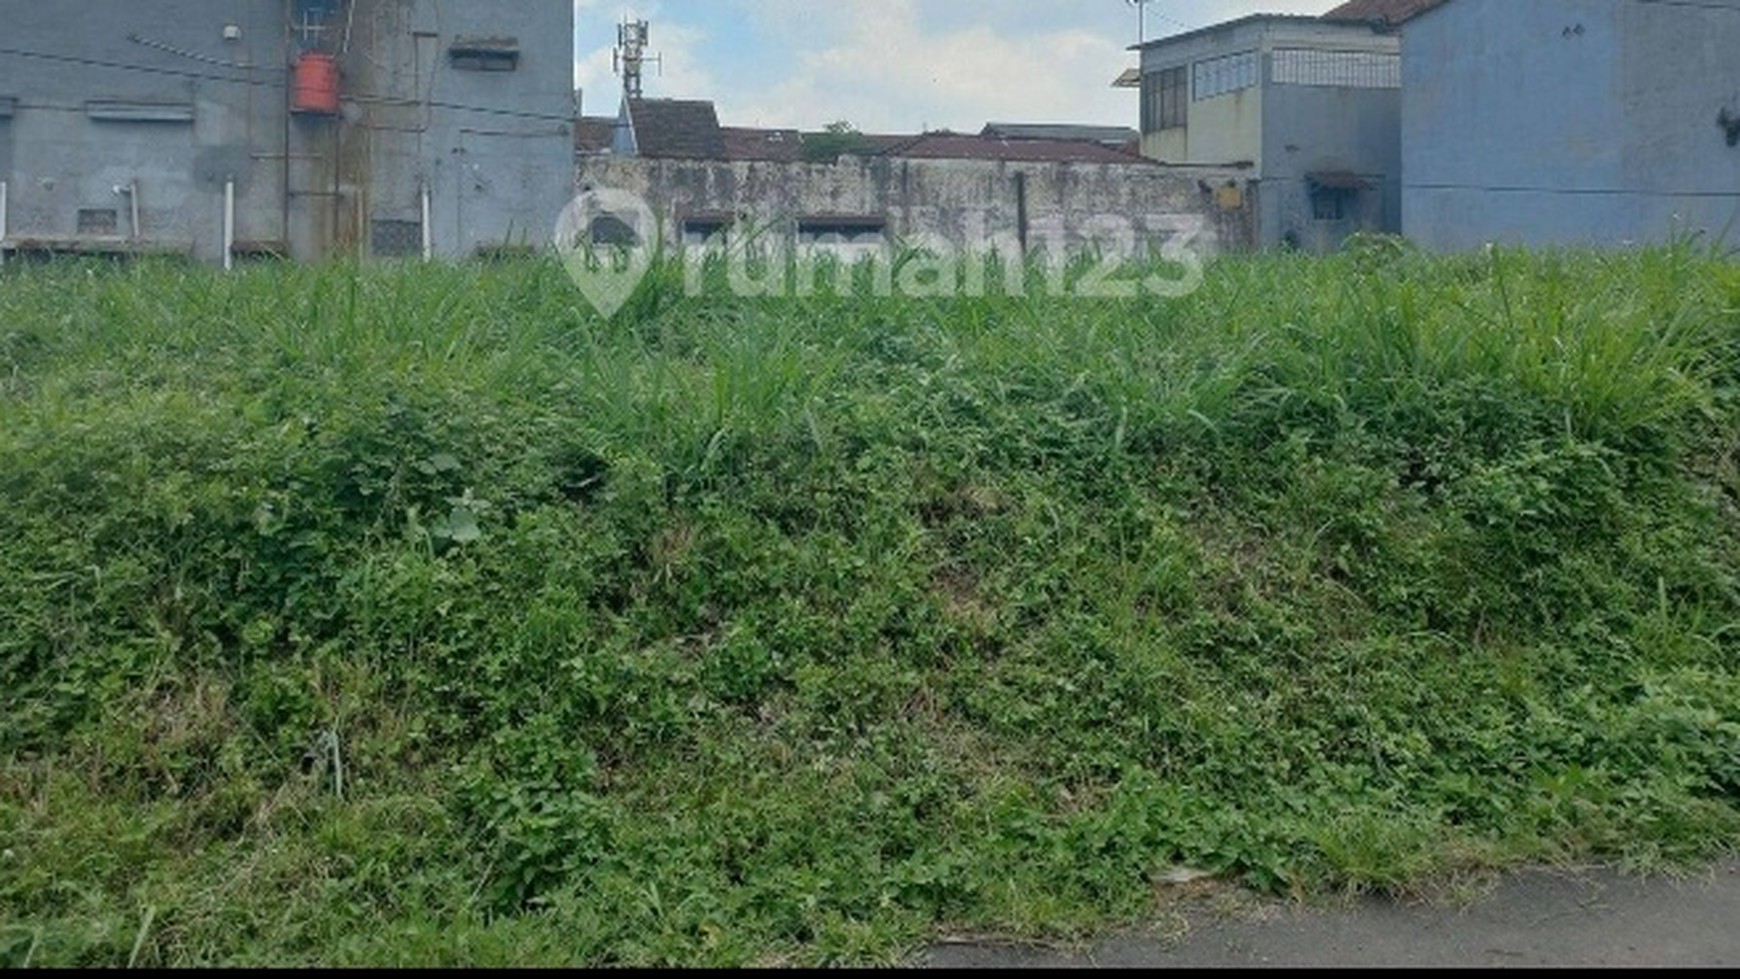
[{"left": 1400, "top": 0, "right": 1740, "bottom": 250}]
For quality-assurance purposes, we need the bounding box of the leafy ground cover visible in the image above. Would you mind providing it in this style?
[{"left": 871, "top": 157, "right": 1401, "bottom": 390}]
[{"left": 1, "top": 247, "right": 1738, "bottom": 965}]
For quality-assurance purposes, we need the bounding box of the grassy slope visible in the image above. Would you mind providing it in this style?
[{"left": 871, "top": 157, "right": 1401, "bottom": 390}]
[{"left": 1, "top": 248, "right": 1738, "bottom": 965}]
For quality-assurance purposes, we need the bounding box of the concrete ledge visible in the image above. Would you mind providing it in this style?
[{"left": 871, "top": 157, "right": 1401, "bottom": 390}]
[{"left": 0, "top": 236, "right": 194, "bottom": 257}]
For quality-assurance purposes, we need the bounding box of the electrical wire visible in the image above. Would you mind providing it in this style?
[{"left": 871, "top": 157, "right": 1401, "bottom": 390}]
[{"left": 127, "top": 33, "right": 259, "bottom": 70}]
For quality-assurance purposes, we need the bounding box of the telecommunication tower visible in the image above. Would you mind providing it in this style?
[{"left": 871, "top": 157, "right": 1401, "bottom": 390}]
[{"left": 613, "top": 19, "right": 663, "bottom": 99}]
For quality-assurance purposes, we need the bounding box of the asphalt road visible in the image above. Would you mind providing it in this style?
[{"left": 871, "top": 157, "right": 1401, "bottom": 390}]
[{"left": 920, "top": 861, "right": 1740, "bottom": 968}]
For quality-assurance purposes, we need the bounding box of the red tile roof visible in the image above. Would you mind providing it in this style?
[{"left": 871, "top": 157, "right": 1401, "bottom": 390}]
[
  {"left": 574, "top": 115, "right": 617, "bottom": 155},
  {"left": 625, "top": 99, "right": 726, "bottom": 159}
]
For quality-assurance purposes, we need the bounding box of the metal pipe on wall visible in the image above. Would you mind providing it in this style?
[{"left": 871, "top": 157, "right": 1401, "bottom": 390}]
[
  {"left": 224, "top": 180, "right": 236, "bottom": 271},
  {"left": 0, "top": 180, "right": 9, "bottom": 268},
  {"left": 421, "top": 181, "right": 432, "bottom": 261},
  {"left": 127, "top": 181, "right": 141, "bottom": 242}
]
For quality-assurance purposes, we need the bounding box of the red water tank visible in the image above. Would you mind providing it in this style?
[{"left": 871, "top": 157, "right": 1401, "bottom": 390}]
[{"left": 291, "top": 53, "right": 340, "bottom": 115}]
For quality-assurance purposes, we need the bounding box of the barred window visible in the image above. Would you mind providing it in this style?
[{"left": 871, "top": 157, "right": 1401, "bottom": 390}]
[
  {"left": 1312, "top": 187, "right": 1352, "bottom": 222},
  {"left": 1192, "top": 51, "right": 1259, "bottom": 102},
  {"left": 1271, "top": 48, "right": 1400, "bottom": 89},
  {"left": 1141, "top": 66, "right": 1188, "bottom": 133}
]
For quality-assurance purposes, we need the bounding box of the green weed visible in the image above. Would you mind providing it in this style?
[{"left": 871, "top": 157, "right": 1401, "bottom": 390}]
[{"left": 1, "top": 248, "right": 1738, "bottom": 965}]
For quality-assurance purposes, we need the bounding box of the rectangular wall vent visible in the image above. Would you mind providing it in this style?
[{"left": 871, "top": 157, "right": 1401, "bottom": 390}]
[
  {"left": 86, "top": 100, "right": 196, "bottom": 123},
  {"left": 449, "top": 38, "right": 521, "bottom": 72},
  {"left": 371, "top": 219, "right": 424, "bottom": 258},
  {"left": 77, "top": 209, "right": 120, "bottom": 236}
]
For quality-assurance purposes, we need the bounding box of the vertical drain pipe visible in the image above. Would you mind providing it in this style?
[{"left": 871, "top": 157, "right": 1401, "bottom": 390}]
[
  {"left": 0, "top": 179, "right": 9, "bottom": 268},
  {"left": 126, "top": 181, "right": 141, "bottom": 243},
  {"left": 223, "top": 179, "right": 236, "bottom": 271},
  {"left": 420, "top": 181, "right": 433, "bottom": 261}
]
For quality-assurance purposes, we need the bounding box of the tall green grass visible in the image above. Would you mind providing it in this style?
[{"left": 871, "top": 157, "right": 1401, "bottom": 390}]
[{"left": 2, "top": 247, "right": 1738, "bottom": 965}]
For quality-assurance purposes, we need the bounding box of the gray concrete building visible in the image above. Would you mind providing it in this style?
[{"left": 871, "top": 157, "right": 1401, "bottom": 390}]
[
  {"left": 1134, "top": 13, "right": 1404, "bottom": 252},
  {"left": 0, "top": 0, "right": 573, "bottom": 264},
  {"left": 1399, "top": 0, "right": 1740, "bottom": 251}
]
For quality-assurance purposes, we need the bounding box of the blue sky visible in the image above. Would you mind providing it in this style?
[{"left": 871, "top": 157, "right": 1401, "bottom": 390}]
[{"left": 574, "top": 0, "right": 1338, "bottom": 132}]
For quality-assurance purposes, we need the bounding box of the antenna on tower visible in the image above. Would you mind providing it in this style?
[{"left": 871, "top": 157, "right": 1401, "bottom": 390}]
[
  {"left": 612, "top": 18, "right": 663, "bottom": 100},
  {"left": 1125, "top": 0, "right": 1157, "bottom": 45}
]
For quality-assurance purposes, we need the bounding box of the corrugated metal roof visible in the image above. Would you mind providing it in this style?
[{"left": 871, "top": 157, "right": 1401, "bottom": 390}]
[
  {"left": 1322, "top": 0, "right": 1449, "bottom": 27},
  {"left": 881, "top": 132, "right": 1155, "bottom": 165},
  {"left": 1132, "top": 14, "right": 1325, "bottom": 51},
  {"left": 981, "top": 122, "right": 1142, "bottom": 146}
]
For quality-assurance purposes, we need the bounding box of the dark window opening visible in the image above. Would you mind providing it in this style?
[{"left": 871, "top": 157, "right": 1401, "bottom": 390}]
[
  {"left": 371, "top": 218, "right": 423, "bottom": 257},
  {"left": 1311, "top": 187, "right": 1353, "bottom": 222},
  {"left": 1141, "top": 66, "right": 1187, "bottom": 134},
  {"left": 797, "top": 217, "right": 886, "bottom": 244},
  {"left": 449, "top": 38, "right": 521, "bottom": 72},
  {"left": 681, "top": 217, "right": 734, "bottom": 246},
  {"left": 590, "top": 215, "right": 640, "bottom": 247},
  {"left": 77, "top": 208, "right": 119, "bottom": 236}
]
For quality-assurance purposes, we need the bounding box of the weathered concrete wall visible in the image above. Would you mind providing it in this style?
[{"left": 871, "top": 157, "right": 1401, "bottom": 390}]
[
  {"left": 0, "top": 100, "right": 12, "bottom": 180},
  {"left": 576, "top": 155, "right": 1257, "bottom": 258},
  {"left": 1403, "top": 0, "right": 1740, "bottom": 251},
  {"left": 342, "top": 0, "right": 574, "bottom": 260},
  {"left": 1261, "top": 84, "right": 1403, "bottom": 251},
  {"left": 0, "top": 0, "right": 572, "bottom": 263},
  {"left": 0, "top": 0, "right": 286, "bottom": 262}
]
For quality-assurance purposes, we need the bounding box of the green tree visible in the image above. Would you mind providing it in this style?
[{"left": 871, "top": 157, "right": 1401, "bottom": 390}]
[{"left": 801, "top": 120, "right": 871, "bottom": 163}]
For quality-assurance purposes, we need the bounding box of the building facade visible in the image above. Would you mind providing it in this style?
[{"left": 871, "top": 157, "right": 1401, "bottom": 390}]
[
  {"left": 0, "top": 0, "right": 573, "bottom": 264},
  {"left": 1135, "top": 15, "right": 1403, "bottom": 252},
  {"left": 1402, "top": 0, "right": 1740, "bottom": 250}
]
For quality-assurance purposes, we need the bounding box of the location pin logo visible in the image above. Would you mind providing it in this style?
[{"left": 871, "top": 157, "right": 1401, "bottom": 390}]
[{"left": 554, "top": 188, "right": 659, "bottom": 317}]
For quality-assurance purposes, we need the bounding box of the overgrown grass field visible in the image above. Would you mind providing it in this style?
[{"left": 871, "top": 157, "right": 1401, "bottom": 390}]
[{"left": 2, "top": 247, "right": 1739, "bottom": 965}]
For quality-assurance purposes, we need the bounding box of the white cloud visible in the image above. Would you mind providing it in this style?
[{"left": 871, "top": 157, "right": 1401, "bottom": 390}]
[
  {"left": 732, "top": 0, "right": 1130, "bottom": 131},
  {"left": 577, "top": 0, "right": 1341, "bottom": 131}
]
